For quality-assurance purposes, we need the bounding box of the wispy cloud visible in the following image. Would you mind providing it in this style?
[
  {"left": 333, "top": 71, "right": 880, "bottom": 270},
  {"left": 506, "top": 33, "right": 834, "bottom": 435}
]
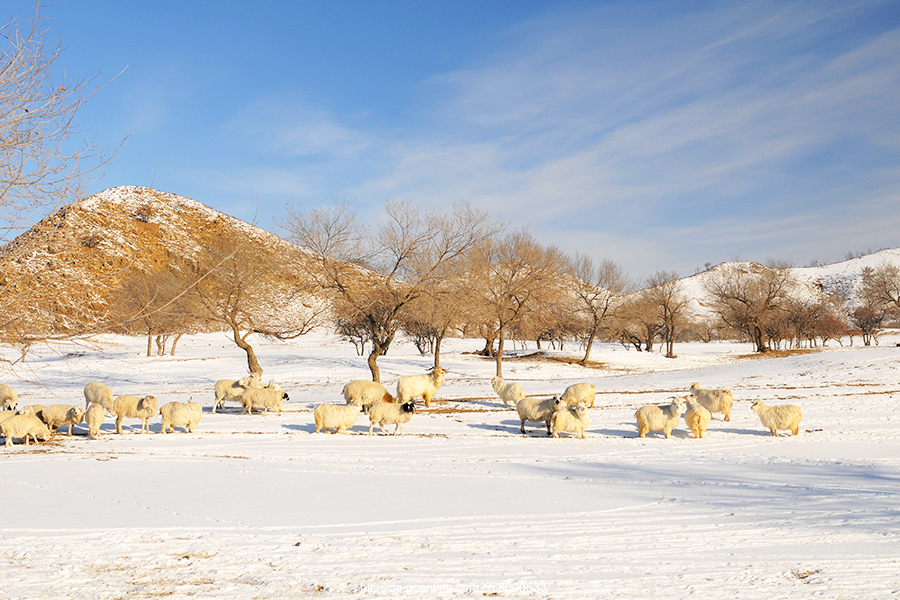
[{"left": 218, "top": 1, "right": 900, "bottom": 276}]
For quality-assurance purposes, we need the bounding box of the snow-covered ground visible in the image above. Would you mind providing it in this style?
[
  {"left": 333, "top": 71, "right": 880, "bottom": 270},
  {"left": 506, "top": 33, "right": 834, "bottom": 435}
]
[{"left": 1, "top": 332, "right": 898, "bottom": 599}]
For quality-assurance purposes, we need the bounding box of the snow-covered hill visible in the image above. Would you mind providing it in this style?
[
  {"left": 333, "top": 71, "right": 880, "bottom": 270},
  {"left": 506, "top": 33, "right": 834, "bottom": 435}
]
[
  {"left": 0, "top": 186, "right": 319, "bottom": 335},
  {"left": 677, "top": 248, "right": 900, "bottom": 320}
]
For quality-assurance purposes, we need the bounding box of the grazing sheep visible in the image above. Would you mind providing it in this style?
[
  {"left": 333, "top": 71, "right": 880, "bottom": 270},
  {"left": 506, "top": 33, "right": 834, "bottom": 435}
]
[
  {"left": 0, "top": 415, "right": 51, "bottom": 447},
  {"left": 0, "top": 383, "right": 19, "bottom": 411},
  {"left": 113, "top": 395, "right": 159, "bottom": 434},
  {"left": 559, "top": 382, "right": 596, "bottom": 409},
  {"left": 241, "top": 385, "right": 289, "bottom": 415},
  {"left": 368, "top": 400, "right": 415, "bottom": 435},
  {"left": 84, "top": 381, "right": 114, "bottom": 415},
  {"left": 16, "top": 404, "right": 45, "bottom": 417},
  {"left": 515, "top": 395, "right": 561, "bottom": 435},
  {"left": 159, "top": 400, "right": 202, "bottom": 434},
  {"left": 634, "top": 397, "right": 685, "bottom": 439},
  {"left": 0, "top": 410, "right": 17, "bottom": 427},
  {"left": 397, "top": 367, "right": 447, "bottom": 407},
  {"left": 39, "top": 404, "right": 85, "bottom": 435},
  {"left": 551, "top": 401, "right": 590, "bottom": 438},
  {"left": 751, "top": 400, "right": 802, "bottom": 437},
  {"left": 314, "top": 402, "right": 362, "bottom": 434},
  {"left": 684, "top": 398, "right": 711, "bottom": 439},
  {"left": 212, "top": 374, "right": 262, "bottom": 413},
  {"left": 343, "top": 380, "right": 394, "bottom": 412},
  {"left": 689, "top": 382, "right": 733, "bottom": 422},
  {"left": 85, "top": 404, "right": 105, "bottom": 439},
  {"left": 491, "top": 376, "right": 525, "bottom": 407}
]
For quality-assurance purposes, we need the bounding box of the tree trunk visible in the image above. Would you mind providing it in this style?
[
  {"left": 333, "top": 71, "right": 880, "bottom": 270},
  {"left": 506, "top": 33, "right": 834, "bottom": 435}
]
[
  {"left": 495, "top": 326, "right": 506, "bottom": 378},
  {"left": 231, "top": 327, "right": 262, "bottom": 375},
  {"left": 433, "top": 335, "right": 443, "bottom": 370},
  {"left": 367, "top": 346, "right": 384, "bottom": 382},
  {"left": 170, "top": 333, "right": 183, "bottom": 356},
  {"left": 155, "top": 335, "right": 167, "bottom": 356},
  {"left": 665, "top": 335, "right": 675, "bottom": 359},
  {"left": 581, "top": 327, "right": 597, "bottom": 365},
  {"left": 751, "top": 325, "right": 767, "bottom": 353},
  {"left": 146, "top": 333, "right": 153, "bottom": 357}
]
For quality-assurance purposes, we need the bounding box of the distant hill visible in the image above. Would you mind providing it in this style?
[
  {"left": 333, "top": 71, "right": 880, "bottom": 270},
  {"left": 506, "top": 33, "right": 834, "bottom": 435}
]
[
  {"left": 677, "top": 249, "right": 900, "bottom": 320},
  {"left": 0, "top": 186, "right": 318, "bottom": 338}
]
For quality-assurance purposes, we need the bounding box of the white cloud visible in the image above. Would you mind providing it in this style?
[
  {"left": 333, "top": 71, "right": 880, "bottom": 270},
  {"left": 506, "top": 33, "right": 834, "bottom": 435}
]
[{"left": 210, "top": 1, "right": 900, "bottom": 277}]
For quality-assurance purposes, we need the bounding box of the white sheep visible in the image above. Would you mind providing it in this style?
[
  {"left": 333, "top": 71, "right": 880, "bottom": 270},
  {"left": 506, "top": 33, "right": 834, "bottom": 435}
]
[
  {"left": 551, "top": 401, "right": 590, "bottom": 438},
  {"left": 751, "top": 400, "right": 802, "bottom": 437},
  {"left": 491, "top": 376, "right": 525, "bottom": 407},
  {"left": 16, "top": 404, "right": 45, "bottom": 417},
  {"left": 689, "top": 382, "right": 733, "bottom": 422},
  {"left": 684, "top": 398, "right": 711, "bottom": 439},
  {"left": 212, "top": 374, "right": 263, "bottom": 413},
  {"left": 368, "top": 400, "right": 415, "bottom": 435},
  {"left": 241, "top": 385, "right": 289, "bottom": 415},
  {"left": 396, "top": 367, "right": 447, "bottom": 407},
  {"left": 0, "top": 383, "right": 19, "bottom": 411},
  {"left": 113, "top": 395, "right": 159, "bottom": 434},
  {"left": 559, "top": 382, "right": 596, "bottom": 408},
  {"left": 85, "top": 404, "right": 105, "bottom": 439},
  {"left": 343, "top": 380, "right": 394, "bottom": 411},
  {"left": 314, "top": 402, "right": 362, "bottom": 434},
  {"left": 159, "top": 399, "right": 202, "bottom": 433},
  {"left": 515, "top": 395, "right": 561, "bottom": 435},
  {"left": 84, "top": 381, "right": 114, "bottom": 415},
  {"left": 634, "top": 397, "right": 685, "bottom": 439},
  {"left": 40, "top": 404, "right": 85, "bottom": 435},
  {"left": 0, "top": 415, "right": 51, "bottom": 447},
  {"left": 0, "top": 410, "right": 17, "bottom": 428}
]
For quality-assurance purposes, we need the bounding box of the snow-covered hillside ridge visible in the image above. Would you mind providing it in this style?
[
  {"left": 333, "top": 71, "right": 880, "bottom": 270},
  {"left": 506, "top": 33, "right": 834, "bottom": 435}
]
[{"left": 677, "top": 248, "right": 900, "bottom": 319}]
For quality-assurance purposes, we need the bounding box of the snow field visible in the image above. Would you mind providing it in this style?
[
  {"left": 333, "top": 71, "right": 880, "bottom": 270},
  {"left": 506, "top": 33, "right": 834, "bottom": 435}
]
[{"left": 0, "top": 332, "right": 898, "bottom": 599}]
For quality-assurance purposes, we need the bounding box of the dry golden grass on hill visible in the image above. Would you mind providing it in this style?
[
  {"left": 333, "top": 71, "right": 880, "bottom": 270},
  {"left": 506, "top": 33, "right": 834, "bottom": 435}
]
[{"left": 0, "top": 186, "right": 323, "bottom": 340}]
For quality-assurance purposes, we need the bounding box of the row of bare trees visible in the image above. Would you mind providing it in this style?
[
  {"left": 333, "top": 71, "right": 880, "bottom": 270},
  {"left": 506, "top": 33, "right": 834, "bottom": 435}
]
[
  {"left": 277, "top": 201, "right": 900, "bottom": 382},
  {"left": 6, "top": 198, "right": 900, "bottom": 380}
]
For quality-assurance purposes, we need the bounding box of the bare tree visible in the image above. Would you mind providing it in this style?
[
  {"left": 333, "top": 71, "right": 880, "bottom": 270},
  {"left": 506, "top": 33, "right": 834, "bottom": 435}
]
[
  {"left": 704, "top": 261, "right": 796, "bottom": 352},
  {"left": 567, "top": 256, "right": 630, "bottom": 364},
  {"left": 859, "top": 264, "right": 900, "bottom": 318},
  {"left": 282, "top": 200, "right": 498, "bottom": 382},
  {"left": 644, "top": 271, "right": 690, "bottom": 358},
  {"left": 848, "top": 305, "right": 884, "bottom": 346},
  {"left": 616, "top": 290, "right": 662, "bottom": 352},
  {"left": 108, "top": 264, "right": 204, "bottom": 356},
  {"left": 190, "top": 238, "right": 323, "bottom": 376},
  {"left": 466, "top": 230, "right": 566, "bottom": 378},
  {"left": 1, "top": 2, "right": 120, "bottom": 239}
]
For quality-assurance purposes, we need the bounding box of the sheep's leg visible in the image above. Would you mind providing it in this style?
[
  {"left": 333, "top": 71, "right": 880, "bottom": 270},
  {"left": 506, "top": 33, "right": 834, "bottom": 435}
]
[
  {"left": 424, "top": 394, "right": 432, "bottom": 407},
  {"left": 791, "top": 426, "right": 799, "bottom": 436},
  {"left": 520, "top": 420, "right": 527, "bottom": 434}
]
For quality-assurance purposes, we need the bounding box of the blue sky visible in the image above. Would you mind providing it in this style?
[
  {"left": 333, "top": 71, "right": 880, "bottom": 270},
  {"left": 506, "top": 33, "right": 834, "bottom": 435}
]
[{"left": 26, "top": 0, "right": 900, "bottom": 278}]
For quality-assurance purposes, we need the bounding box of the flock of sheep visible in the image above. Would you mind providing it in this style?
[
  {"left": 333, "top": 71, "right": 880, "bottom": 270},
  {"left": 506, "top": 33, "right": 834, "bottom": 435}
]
[{"left": 0, "top": 367, "right": 803, "bottom": 447}]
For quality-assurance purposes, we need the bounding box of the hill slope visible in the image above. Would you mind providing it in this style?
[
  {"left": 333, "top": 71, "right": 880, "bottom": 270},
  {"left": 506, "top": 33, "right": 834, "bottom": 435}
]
[{"left": 0, "top": 186, "right": 317, "bottom": 338}]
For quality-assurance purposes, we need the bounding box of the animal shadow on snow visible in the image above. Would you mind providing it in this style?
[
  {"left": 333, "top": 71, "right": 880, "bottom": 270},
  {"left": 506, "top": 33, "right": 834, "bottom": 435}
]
[
  {"left": 282, "top": 422, "right": 371, "bottom": 435},
  {"left": 467, "top": 419, "right": 555, "bottom": 436}
]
